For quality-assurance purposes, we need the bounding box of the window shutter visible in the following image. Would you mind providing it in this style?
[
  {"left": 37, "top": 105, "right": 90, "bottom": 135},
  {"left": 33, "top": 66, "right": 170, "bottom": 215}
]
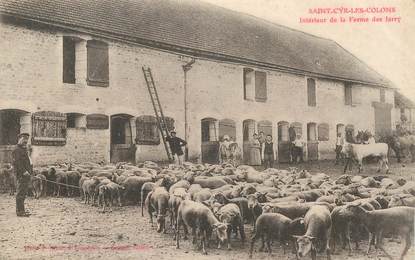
[
  {"left": 63, "top": 37, "right": 76, "bottom": 84},
  {"left": 255, "top": 71, "right": 267, "bottom": 102},
  {"left": 318, "top": 123, "right": 329, "bottom": 141},
  {"left": 307, "top": 78, "right": 316, "bottom": 106},
  {"left": 32, "top": 111, "right": 67, "bottom": 146},
  {"left": 87, "top": 40, "right": 109, "bottom": 87},
  {"left": 135, "top": 116, "right": 160, "bottom": 145},
  {"left": 86, "top": 114, "right": 109, "bottom": 129},
  {"left": 345, "top": 84, "right": 352, "bottom": 105}
]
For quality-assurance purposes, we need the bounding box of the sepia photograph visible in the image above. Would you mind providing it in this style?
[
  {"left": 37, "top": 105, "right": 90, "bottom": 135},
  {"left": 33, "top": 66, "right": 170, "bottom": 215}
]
[{"left": 0, "top": 0, "right": 414, "bottom": 259}]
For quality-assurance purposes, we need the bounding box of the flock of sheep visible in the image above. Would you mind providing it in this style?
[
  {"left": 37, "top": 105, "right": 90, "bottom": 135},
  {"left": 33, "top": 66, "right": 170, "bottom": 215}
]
[{"left": 0, "top": 161, "right": 414, "bottom": 259}]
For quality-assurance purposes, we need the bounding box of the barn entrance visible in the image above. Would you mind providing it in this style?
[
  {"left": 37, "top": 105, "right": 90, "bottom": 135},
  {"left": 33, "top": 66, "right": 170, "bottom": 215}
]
[
  {"left": 0, "top": 109, "right": 28, "bottom": 163},
  {"left": 201, "top": 118, "right": 219, "bottom": 164},
  {"left": 307, "top": 122, "right": 318, "bottom": 161},
  {"left": 110, "top": 114, "right": 135, "bottom": 163}
]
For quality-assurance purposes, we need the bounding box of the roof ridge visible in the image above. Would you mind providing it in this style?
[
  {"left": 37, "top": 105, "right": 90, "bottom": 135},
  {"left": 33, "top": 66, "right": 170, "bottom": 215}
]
[
  {"left": 0, "top": 0, "right": 391, "bottom": 87},
  {"left": 331, "top": 40, "right": 394, "bottom": 86},
  {"left": 197, "top": 0, "right": 334, "bottom": 43}
]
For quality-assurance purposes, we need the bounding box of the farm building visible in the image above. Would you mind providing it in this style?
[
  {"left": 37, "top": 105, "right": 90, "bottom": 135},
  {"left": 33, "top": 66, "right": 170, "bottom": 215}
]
[{"left": 0, "top": 0, "right": 396, "bottom": 166}]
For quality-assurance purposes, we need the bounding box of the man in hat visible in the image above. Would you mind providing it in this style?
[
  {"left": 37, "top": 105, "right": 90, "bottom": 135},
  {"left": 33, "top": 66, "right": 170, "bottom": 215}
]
[
  {"left": 12, "top": 132, "right": 33, "bottom": 217},
  {"left": 219, "top": 135, "right": 231, "bottom": 164},
  {"left": 166, "top": 131, "right": 187, "bottom": 165}
]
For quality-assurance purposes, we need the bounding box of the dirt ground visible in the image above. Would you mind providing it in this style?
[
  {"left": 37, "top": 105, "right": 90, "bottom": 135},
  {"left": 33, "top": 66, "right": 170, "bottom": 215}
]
[{"left": 1, "top": 159, "right": 414, "bottom": 260}]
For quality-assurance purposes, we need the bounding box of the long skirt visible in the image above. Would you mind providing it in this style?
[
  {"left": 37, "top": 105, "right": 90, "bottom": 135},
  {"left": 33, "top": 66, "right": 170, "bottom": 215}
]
[{"left": 249, "top": 147, "right": 261, "bottom": 166}]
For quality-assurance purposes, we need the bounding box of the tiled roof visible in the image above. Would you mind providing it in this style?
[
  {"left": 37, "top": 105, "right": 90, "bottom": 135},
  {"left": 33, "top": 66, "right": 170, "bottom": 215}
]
[{"left": 0, "top": 0, "right": 390, "bottom": 87}]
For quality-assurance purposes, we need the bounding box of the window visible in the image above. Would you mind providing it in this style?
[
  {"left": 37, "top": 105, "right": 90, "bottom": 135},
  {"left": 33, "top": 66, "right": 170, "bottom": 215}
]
[
  {"left": 67, "top": 114, "right": 76, "bottom": 128},
  {"left": 277, "top": 121, "right": 289, "bottom": 142},
  {"left": 87, "top": 40, "right": 109, "bottom": 87},
  {"left": 63, "top": 37, "right": 76, "bottom": 84},
  {"left": 318, "top": 123, "right": 329, "bottom": 141},
  {"left": 380, "top": 89, "right": 385, "bottom": 103},
  {"left": 345, "top": 83, "right": 352, "bottom": 105},
  {"left": 244, "top": 68, "right": 267, "bottom": 102},
  {"left": 255, "top": 71, "right": 267, "bottom": 102},
  {"left": 201, "top": 121, "right": 211, "bottom": 142},
  {"left": 136, "top": 116, "right": 160, "bottom": 145},
  {"left": 307, "top": 123, "right": 317, "bottom": 141},
  {"left": 243, "top": 68, "right": 255, "bottom": 100},
  {"left": 201, "top": 119, "right": 218, "bottom": 142},
  {"left": 307, "top": 78, "right": 316, "bottom": 106},
  {"left": 66, "top": 113, "right": 86, "bottom": 128}
]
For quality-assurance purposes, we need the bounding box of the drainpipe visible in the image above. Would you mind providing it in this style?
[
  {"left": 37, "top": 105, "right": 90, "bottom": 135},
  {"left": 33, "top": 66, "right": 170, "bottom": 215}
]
[{"left": 182, "top": 57, "right": 196, "bottom": 161}]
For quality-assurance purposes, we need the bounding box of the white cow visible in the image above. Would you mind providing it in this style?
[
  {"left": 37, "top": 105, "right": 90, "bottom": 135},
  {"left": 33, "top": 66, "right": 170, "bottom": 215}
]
[{"left": 343, "top": 142, "right": 389, "bottom": 173}]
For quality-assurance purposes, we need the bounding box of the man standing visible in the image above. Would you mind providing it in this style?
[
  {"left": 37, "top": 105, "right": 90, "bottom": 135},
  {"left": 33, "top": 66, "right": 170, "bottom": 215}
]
[
  {"left": 292, "top": 135, "right": 304, "bottom": 164},
  {"left": 335, "top": 132, "right": 344, "bottom": 165},
  {"left": 166, "top": 131, "right": 187, "bottom": 165},
  {"left": 12, "top": 133, "right": 33, "bottom": 217},
  {"left": 261, "top": 135, "right": 274, "bottom": 169},
  {"left": 288, "top": 126, "right": 297, "bottom": 163},
  {"left": 219, "top": 135, "right": 231, "bottom": 164}
]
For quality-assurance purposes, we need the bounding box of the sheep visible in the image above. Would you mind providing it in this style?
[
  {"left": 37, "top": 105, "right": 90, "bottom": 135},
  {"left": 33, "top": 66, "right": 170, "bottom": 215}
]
[
  {"left": 346, "top": 204, "right": 414, "bottom": 260},
  {"left": 249, "top": 213, "right": 292, "bottom": 258},
  {"left": 145, "top": 187, "right": 170, "bottom": 233},
  {"left": 169, "top": 188, "right": 190, "bottom": 230},
  {"left": 388, "top": 194, "right": 415, "bottom": 208},
  {"left": 293, "top": 205, "right": 332, "bottom": 260},
  {"left": 215, "top": 203, "right": 245, "bottom": 250},
  {"left": 176, "top": 199, "right": 228, "bottom": 255}
]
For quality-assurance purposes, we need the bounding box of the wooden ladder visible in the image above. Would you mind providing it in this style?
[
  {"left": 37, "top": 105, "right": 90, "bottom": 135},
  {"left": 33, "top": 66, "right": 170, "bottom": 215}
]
[{"left": 142, "top": 66, "right": 173, "bottom": 162}]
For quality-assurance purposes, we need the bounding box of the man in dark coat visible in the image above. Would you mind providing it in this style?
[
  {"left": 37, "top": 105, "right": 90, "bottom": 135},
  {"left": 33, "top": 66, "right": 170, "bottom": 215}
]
[
  {"left": 261, "top": 135, "right": 275, "bottom": 169},
  {"left": 12, "top": 132, "right": 33, "bottom": 217},
  {"left": 165, "top": 131, "right": 187, "bottom": 165}
]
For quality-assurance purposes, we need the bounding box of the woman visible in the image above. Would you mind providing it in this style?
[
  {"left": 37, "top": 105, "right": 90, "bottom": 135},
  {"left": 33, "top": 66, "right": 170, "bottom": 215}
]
[{"left": 249, "top": 133, "right": 262, "bottom": 166}]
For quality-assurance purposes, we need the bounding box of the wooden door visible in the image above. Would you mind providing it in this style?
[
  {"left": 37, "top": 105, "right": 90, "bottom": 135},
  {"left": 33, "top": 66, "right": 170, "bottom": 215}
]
[
  {"left": 201, "top": 141, "right": 220, "bottom": 164},
  {"left": 110, "top": 116, "right": 135, "bottom": 163}
]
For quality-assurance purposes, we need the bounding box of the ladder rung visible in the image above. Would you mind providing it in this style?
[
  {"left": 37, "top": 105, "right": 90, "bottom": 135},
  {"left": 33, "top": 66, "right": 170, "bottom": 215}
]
[{"left": 142, "top": 66, "right": 174, "bottom": 163}]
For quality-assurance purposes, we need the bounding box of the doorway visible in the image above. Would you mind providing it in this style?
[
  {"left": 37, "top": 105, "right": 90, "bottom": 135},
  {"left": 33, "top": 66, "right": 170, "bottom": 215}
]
[
  {"left": 110, "top": 114, "right": 135, "bottom": 163},
  {"left": 0, "top": 109, "right": 27, "bottom": 163}
]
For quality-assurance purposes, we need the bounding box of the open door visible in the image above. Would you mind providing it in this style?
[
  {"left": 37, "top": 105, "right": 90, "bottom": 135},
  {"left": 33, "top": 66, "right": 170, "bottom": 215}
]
[
  {"left": 110, "top": 114, "right": 135, "bottom": 163},
  {"left": 201, "top": 118, "right": 219, "bottom": 164},
  {"left": 0, "top": 109, "right": 28, "bottom": 164}
]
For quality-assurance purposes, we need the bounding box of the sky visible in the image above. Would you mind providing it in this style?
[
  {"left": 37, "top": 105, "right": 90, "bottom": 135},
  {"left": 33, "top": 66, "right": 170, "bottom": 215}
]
[{"left": 200, "top": 0, "right": 415, "bottom": 101}]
